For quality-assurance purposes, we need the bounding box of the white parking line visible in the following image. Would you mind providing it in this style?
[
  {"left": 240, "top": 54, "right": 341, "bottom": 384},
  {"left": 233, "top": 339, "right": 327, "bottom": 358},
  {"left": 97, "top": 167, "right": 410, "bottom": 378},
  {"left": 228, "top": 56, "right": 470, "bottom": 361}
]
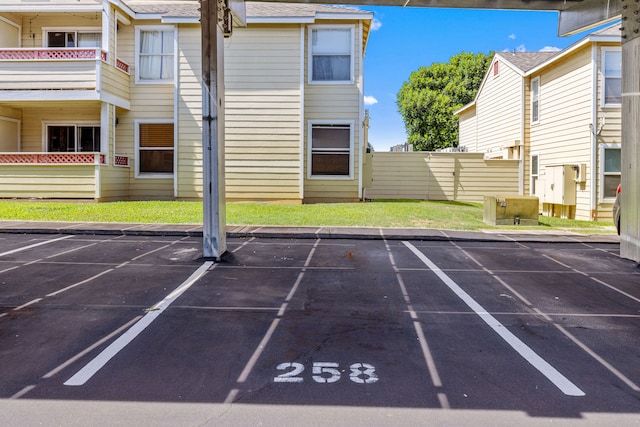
[
  {"left": 64, "top": 261, "right": 214, "bottom": 386},
  {"left": 0, "top": 235, "right": 74, "bottom": 258},
  {"left": 403, "top": 241, "right": 585, "bottom": 397}
]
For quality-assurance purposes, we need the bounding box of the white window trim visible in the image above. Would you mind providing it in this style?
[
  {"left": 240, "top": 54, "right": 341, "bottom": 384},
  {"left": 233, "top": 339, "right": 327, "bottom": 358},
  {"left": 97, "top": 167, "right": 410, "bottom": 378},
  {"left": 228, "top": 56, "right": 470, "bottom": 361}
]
[
  {"left": 41, "top": 120, "right": 102, "bottom": 153},
  {"left": 134, "top": 119, "right": 175, "bottom": 179},
  {"left": 134, "top": 25, "right": 176, "bottom": 85},
  {"left": 601, "top": 46, "right": 622, "bottom": 108},
  {"left": 308, "top": 25, "right": 355, "bottom": 85},
  {"left": 599, "top": 143, "right": 621, "bottom": 202},
  {"left": 529, "top": 152, "right": 539, "bottom": 195},
  {"left": 531, "top": 76, "right": 540, "bottom": 125},
  {"left": 307, "top": 120, "right": 355, "bottom": 180},
  {"left": 41, "top": 27, "right": 102, "bottom": 48}
]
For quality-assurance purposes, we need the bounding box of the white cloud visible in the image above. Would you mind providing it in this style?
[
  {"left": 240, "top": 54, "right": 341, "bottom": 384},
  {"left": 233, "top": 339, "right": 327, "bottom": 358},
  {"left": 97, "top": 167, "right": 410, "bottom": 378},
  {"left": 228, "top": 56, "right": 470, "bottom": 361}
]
[
  {"left": 370, "top": 18, "right": 382, "bottom": 31},
  {"left": 364, "top": 96, "right": 378, "bottom": 106},
  {"left": 539, "top": 46, "right": 561, "bottom": 52},
  {"left": 516, "top": 44, "right": 527, "bottom": 52},
  {"left": 508, "top": 34, "right": 516, "bottom": 40}
]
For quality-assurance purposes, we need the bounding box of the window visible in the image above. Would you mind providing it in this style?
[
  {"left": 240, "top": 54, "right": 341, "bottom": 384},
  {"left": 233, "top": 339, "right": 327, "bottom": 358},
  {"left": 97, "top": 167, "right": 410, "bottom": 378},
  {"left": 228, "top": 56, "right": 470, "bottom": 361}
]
[
  {"left": 309, "top": 122, "right": 353, "bottom": 178},
  {"left": 309, "top": 27, "right": 353, "bottom": 83},
  {"left": 46, "top": 30, "right": 101, "bottom": 48},
  {"left": 137, "top": 122, "right": 174, "bottom": 176},
  {"left": 531, "top": 77, "right": 540, "bottom": 124},
  {"left": 602, "top": 48, "right": 622, "bottom": 106},
  {"left": 601, "top": 144, "right": 621, "bottom": 200},
  {"left": 136, "top": 27, "right": 175, "bottom": 83},
  {"left": 530, "top": 153, "right": 539, "bottom": 196},
  {"left": 46, "top": 124, "right": 100, "bottom": 152}
]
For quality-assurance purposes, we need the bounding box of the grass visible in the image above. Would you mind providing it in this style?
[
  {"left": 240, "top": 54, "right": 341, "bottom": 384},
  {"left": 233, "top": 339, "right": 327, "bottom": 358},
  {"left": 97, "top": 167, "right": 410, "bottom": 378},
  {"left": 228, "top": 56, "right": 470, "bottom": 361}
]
[{"left": 0, "top": 199, "right": 616, "bottom": 234}]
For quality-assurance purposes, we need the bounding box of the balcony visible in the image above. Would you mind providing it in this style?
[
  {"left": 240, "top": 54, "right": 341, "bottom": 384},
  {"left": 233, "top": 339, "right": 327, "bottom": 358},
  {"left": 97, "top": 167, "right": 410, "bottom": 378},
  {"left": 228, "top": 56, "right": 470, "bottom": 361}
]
[
  {"left": 0, "top": 153, "right": 130, "bottom": 200},
  {"left": 0, "top": 48, "right": 130, "bottom": 106}
]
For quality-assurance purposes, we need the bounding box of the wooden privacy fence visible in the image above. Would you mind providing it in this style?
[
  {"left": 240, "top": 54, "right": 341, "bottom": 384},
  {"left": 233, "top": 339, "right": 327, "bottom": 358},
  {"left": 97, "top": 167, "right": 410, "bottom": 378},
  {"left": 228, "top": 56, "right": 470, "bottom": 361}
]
[{"left": 363, "top": 152, "right": 520, "bottom": 202}]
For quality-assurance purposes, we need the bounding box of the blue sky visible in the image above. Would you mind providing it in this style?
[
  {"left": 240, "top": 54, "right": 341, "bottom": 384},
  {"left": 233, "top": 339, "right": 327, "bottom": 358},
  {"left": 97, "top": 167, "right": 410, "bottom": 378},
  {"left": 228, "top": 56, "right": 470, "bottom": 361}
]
[{"left": 361, "top": 7, "right": 604, "bottom": 152}]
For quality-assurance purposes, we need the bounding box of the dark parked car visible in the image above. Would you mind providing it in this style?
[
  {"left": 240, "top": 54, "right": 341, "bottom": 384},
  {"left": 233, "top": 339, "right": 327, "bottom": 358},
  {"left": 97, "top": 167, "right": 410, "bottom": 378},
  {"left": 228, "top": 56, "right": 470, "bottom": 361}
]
[{"left": 613, "top": 184, "right": 621, "bottom": 235}]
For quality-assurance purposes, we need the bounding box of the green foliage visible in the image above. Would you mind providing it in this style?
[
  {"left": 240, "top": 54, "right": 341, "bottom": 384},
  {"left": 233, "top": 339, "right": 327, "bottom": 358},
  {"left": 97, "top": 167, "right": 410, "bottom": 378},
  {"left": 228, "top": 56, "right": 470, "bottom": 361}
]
[{"left": 396, "top": 52, "right": 492, "bottom": 151}]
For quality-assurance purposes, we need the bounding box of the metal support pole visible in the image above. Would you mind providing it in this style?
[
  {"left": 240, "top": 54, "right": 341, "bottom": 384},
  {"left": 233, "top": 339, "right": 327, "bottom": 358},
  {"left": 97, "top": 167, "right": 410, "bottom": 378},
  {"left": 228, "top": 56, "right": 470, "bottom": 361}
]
[
  {"left": 201, "top": 0, "right": 227, "bottom": 259},
  {"left": 620, "top": 0, "right": 640, "bottom": 262}
]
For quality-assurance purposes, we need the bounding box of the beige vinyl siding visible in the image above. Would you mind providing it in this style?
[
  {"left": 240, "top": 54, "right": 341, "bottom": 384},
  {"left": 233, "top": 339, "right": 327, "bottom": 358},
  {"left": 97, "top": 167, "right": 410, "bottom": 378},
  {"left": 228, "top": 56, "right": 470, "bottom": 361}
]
[
  {"left": 594, "top": 43, "right": 622, "bottom": 221},
  {"left": 19, "top": 104, "right": 101, "bottom": 152},
  {"left": 0, "top": 165, "right": 96, "bottom": 199},
  {"left": 175, "top": 24, "right": 202, "bottom": 199},
  {"left": 365, "top": 152, "right": 519, "bottom": 201},
  {"left": 224, "top": 25, "right": 302, "bottom": 202},
  {"left": 0, "top": 15, "right": 20, "bottom": 47},
  {"left": 0, "top": 60, "right": 97, "bottom": 90},
  {"left": 0, "top": 117, "right": 19, "bottom": 151},
  {"left": 100, "top": 62, "right": 130, "bottom": 103},
  {"left": 457, "top": 108, "right": 476, "bottom": 150},
  {"left": 474, "top": 58, "right": 523, "bottom": 154},
  {"left": 115, "top": 19, "right": 174, "bottom": 200},
  {"left": 16, "top": 13, "right": 102, "bottom": 48},
  {"left": 529, "top": 46, "right": 592, "bottom": 220},
  {"left": 304, "top": 21, "right": 362, "bottom": 202}
]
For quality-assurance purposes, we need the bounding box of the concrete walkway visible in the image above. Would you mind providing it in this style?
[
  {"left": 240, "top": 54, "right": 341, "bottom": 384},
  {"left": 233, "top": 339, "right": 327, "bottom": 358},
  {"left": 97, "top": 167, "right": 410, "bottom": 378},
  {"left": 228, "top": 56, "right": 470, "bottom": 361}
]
[{"left": 0, "top": 220, "right": 620, "bottom": 243}]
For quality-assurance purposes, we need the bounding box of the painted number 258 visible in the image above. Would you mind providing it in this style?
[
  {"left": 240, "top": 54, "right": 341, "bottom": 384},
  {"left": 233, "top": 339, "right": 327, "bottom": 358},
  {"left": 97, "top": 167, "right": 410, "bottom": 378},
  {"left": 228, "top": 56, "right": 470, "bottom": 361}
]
[{"left": 274, "top": 362, "right": 379, "bottom": 384}]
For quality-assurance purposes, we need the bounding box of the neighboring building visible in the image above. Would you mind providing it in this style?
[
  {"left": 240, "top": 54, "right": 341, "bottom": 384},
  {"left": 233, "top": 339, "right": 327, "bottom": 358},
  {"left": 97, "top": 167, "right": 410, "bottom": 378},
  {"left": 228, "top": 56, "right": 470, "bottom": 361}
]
[
  {"left": 456, "top": 24, "right": 621, "bottom": 221},
  {"left": 0, "top": 0, "right": 373, "bottom": 203}
]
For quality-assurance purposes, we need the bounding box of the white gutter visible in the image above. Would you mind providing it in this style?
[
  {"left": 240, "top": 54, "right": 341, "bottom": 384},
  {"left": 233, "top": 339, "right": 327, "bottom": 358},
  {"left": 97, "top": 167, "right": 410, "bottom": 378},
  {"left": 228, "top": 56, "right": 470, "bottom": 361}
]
[
  {"left": 519, "top": 76, "right": 525, "bottom": 195},
  {"left": 590, "top": 43, "right": 598, "bottom": 219},
  {"left": 358, "top": 20, "right": 364, "bottom": 200},
  {"left": 299, "top": 25, "right": 305, "bottom": 201}
]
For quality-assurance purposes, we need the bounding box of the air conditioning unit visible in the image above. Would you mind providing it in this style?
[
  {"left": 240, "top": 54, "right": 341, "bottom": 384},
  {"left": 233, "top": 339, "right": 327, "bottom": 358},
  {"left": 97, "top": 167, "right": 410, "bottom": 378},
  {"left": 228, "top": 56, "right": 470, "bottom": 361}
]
[{"left": 574, "top": 163, "right": 587, "bottom": 183}]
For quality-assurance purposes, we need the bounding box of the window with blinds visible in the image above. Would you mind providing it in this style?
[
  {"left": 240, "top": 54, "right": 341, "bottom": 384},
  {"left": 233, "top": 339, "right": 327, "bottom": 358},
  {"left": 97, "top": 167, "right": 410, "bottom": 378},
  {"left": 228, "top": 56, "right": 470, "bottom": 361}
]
[{"left": 138, "top": 123, "right": 174, "bottom": 175}]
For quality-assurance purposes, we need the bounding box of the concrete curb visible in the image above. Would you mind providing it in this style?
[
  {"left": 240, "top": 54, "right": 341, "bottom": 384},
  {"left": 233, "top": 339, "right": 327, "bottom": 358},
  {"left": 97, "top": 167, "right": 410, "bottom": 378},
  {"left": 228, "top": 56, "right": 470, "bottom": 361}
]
[{"left": 0, "top": 221, "right": 621, "bottom": 244}]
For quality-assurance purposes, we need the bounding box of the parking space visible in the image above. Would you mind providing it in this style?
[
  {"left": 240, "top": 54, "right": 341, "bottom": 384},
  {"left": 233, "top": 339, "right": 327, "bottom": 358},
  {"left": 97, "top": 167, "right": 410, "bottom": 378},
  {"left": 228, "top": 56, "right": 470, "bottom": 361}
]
[{"left": 0, "top": 232, "right": 639, "bottom": 421}]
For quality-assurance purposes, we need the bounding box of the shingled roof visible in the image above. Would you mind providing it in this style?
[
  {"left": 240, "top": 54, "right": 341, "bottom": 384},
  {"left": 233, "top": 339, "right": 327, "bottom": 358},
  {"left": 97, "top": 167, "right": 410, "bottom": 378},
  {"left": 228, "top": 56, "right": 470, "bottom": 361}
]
[
  {"left": 497, "top": 51, "right": 558, "bottom": 73},
  {"left": 122, "top": 1, "right": 369, "bottom": 19}
]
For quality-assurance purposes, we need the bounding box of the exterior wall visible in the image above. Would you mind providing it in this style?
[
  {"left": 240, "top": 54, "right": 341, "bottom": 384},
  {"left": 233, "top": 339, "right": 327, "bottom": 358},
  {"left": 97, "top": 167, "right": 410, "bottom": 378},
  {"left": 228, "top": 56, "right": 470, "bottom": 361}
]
[
  {"left": 474, "top": 57, "right": 523, "bottom": 155},
  {"left": 0, "top": 116, "right": 19, "bottom": 151},
  {"left": 303, "top": 21, "right": 363, "bottom": 203},
  {"left": 223, "top": 24, "right": 303, "bottom": 202},
  {"left": 529, "top": 46, "right": 593, "bottom": 220},
  {"left": 0, "top": 15, "right": 20, "bottom": 47},
  {"left": 0, "top": 165, "right": 96, "bottom": 199},
  {"left": 365, "top": 152, "right": 520, "bottom": 202},
  {"left": 19, "top": 104, "right": 101, "bottom": 152},
  {"left": 175, "top": 23, "right": 203, "bottom": 200},
  {"left": 114, "top": 17, "right": 174, "bottom": 200},
  {"left": 594, "top": 43, "right": 623, "bottom": 221},
  {"left": 457, "top": 108, "right": 476, "bottom": 150},
  {"left": 0, "top": 60, "right": 98, "bottom": 90}
]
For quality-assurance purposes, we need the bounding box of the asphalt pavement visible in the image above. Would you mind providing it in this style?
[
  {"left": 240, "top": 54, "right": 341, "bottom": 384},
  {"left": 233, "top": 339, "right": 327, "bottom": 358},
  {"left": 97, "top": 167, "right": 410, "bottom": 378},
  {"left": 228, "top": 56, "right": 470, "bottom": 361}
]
[{"left": 0, "top": 221, "right": 637, "bottom": 427}]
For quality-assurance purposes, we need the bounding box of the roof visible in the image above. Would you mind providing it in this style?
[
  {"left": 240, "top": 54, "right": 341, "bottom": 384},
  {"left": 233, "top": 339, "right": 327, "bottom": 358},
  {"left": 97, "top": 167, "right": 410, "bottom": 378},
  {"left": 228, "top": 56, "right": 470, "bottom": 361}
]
[
  {"left": 121, "top": 1, "right": 371, "bottom": 20},
  {"left": 496, "top": 52, "right": 558, "bottom": 73},
  {"left": 246, "top": 2, "right": 368, "bottom": 18}
]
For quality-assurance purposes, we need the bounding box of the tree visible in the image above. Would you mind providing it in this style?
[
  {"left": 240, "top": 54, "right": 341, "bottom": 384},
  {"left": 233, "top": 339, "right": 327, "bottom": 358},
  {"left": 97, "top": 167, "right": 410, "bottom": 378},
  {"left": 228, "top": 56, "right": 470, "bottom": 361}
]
[{"left": 396, "top": 52, "right": 492, "bottom": 151}]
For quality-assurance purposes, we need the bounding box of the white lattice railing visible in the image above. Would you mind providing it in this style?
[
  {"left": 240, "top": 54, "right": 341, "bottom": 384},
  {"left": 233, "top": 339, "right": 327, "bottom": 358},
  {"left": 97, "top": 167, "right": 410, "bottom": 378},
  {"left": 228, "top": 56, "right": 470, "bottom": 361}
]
[
  {"left": 0, "top": 48, "right": 107, "bottom": 61},
  {"left": 0, "top": 153, "right": 106, "bottom": 165},
  {"left": 114, "top": 154, "right": 130, "bottom": 167}
]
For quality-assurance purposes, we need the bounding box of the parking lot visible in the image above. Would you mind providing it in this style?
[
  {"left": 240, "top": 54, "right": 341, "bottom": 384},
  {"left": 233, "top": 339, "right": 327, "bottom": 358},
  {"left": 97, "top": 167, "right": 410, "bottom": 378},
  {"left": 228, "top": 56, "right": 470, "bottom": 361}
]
[{"left": 0, "top": 230, "right": 638, "bottom": 425}]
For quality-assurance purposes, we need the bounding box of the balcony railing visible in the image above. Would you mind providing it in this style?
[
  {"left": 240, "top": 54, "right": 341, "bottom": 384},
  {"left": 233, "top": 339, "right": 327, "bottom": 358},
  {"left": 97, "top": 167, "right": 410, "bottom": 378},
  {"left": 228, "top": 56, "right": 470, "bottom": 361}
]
[
  {"left": 0, "top": 153, "right": 106, "bottom": 165},
  {"left": 0, "top": 48, "right": 129, "bottom": 75}
]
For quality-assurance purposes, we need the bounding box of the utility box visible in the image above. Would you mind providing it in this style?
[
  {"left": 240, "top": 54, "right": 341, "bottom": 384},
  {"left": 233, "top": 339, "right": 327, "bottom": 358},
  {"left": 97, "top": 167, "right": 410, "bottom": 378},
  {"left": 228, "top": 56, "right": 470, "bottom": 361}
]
[
  {"left": 543, "top": 165, "right": 576, "bottom": 206},
  {"left": 484, "top": 195, "right": 539, "bottom": 226}
]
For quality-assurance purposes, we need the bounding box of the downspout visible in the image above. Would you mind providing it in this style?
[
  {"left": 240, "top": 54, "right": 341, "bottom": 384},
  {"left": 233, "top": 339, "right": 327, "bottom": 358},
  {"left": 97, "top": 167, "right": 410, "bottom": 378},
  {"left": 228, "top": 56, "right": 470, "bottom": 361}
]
[
  {"left": 357, "top": 21, "right": 364, "bottom": 200},
  {"left": 519, "top": 75, "right": 525, "bottom": 195},
  {"left": 590, "top": 44, "right": 598, "bottom": 220},
  {"left": 173, "top": 25, "right": 179, "bottom": 198},
  {"left": 299, "top": 24, "right": 305, "bottom": 201}
]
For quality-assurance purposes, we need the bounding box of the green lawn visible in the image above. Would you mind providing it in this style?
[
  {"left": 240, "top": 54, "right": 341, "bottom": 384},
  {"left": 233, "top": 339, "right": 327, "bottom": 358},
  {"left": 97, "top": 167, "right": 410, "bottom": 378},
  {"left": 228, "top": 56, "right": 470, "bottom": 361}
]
[{"left": 0, "top": 199, "right": 616, "bottom": 233}]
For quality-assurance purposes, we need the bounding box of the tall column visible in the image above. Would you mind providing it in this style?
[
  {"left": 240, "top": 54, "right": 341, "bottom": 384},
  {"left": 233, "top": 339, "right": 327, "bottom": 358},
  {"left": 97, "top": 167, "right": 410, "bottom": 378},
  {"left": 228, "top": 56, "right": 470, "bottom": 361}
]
[
  {"left": 620, "top": 0, "right": 640, "bottom": 262},
  {"left": 201, "top": 0, "right": 227, "bottom": 259}
]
